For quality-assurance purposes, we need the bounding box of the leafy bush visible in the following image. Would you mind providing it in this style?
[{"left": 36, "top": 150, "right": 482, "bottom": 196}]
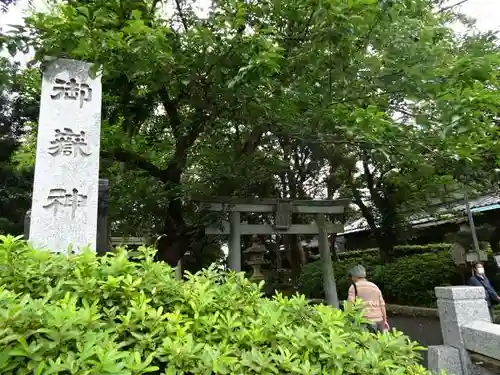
[
  {"left": 299, "top": 244, "right": 462, "bottom": 307},
  {"left": 0, "top": 235, "right": 435, "bottom": 374},
  {"left": 377, "top": 252, "right": 462, "bottom": 307}
]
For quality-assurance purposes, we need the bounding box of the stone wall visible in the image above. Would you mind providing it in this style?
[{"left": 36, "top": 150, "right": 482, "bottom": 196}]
[
  {"left": 428, "top": 286, "right": 500, "bottom": 375},
  {"left": 386, "top": 304, "right": 439, "bottom": 318}
]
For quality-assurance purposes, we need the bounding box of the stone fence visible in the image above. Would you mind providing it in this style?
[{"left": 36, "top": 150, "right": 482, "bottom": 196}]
[
  {"left": 385, "top": 304, "right": 438, "bottom": 318},
  {"left": 308, "top": 298, "right": 439, "bottom": 317},
  {"left": 428, "top": 286, "right": 500, "bottom": 375}
]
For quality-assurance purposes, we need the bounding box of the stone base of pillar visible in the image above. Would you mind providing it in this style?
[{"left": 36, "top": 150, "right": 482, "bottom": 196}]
[{"left": 428, "top": 345, "right": 463, "bottom": 375}]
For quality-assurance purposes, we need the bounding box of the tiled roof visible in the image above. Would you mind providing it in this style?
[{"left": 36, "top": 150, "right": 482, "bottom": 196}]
[{"left": 341, "top": 193, "right": 500, "bottom": 235}]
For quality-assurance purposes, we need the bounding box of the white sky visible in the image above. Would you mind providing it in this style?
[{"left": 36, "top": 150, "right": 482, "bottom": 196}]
[{"left": 456, "top": 0, "right": 500, "bottom": 32}]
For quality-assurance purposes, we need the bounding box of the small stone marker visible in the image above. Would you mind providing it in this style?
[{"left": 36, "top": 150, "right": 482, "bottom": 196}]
[{"left": 29, "top": 58, "right": 102, "bottom": 252}]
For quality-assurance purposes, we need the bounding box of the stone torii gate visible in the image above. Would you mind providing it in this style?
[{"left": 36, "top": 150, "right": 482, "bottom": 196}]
[{"left": 199, "top": 198, "right": 349, "bottom": 308}]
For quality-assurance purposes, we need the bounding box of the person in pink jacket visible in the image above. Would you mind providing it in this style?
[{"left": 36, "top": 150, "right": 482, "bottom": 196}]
[{"left": 347, "top": 265, "right": 389, "bottom": 332}]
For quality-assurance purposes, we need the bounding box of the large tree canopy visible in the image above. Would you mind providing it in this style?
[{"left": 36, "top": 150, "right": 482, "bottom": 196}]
[{"left": 3, "top": 0, "right": 499, "bottom": 267}]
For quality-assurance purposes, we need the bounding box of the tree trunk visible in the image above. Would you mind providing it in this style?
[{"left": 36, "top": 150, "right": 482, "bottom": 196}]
[
  {"left": 156, "top": 198, "right": 188, "bottom": 266},
  {"left": 154, "top": 162, "right": 205, "bottom": 267},
  {"left": 156, "top": 218, "right": 205, "bottom": 267},
  {"left": 287, "top": 234, "right": 305, "bottom": 281},
  {"left": 376, "top": 231, "right": 395, "bottom": 263}
]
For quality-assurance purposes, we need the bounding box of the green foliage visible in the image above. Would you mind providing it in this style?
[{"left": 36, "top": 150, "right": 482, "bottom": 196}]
[
  {"left": 338, "top": 243, "right": 452, "bottom": 260},
  {"left": 299, "top": 244, "right": 461, "bottom": 307},
  {"left": 0, "top": 235, "right": 435, "bottom": 374},
  {"left": 494, "top": 305, "right": 500, "bottom": 324},
  {"left": 379, "top": 252, "right": 461, "bottom": 307},
  {"left": 333, "top": 23, "right": 500, "bottom": 254},
  {"left": 3, "top": 0, "right": 499, "bottom": 268},
  {"left": 0, "top": 58, "right": 39, "bottom": 235}
]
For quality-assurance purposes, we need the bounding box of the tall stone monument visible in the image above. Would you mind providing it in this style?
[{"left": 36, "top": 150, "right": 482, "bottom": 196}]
[{"left": 29, "top": 59, "right": 102, "bottom": 252}]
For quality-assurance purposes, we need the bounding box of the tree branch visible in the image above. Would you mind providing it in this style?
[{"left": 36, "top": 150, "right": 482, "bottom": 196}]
[
  {"left": 361, "top": 148, "right": 386, "bottom": 210},
  {"left": 361, "top": 150, "right": 375, "bottom": 194},
  {"left": 150, "top": 0, "right": 161, "bottom": 15},
  {"left": 174, "top": 0, "right": 189, "bottom": 31},
  {"left": 159, "top": 88, "right": 182, "bottom": 139},
  {"left": 165, "top": 83, "right": 222, "bottom": 180},
  {"left": 241, "top": 125, "right": 266, "bottom": 155},
  {"left": 376, "top": 167, "right": 393, "bottom": 189},
  {"left": 438, "top": 0, "right": 471, "bottom": 13},
  {"left": 351, "top": 185, "right": 377, "bottom": 232},
  {"left": 101, "top": 148, "right": 169, "bottom": 183}
]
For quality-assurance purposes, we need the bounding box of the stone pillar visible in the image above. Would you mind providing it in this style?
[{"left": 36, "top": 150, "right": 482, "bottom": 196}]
[
  {"left": 428, "top": 286, "right": 492, "bottom": 375},
  {"left": 24, "top": 210, "right": 31, "bottom": 239},
  {"left": 96, "top": 179, "right": 109, "bottom": 254},
  {"left": 29, "top": 58, "right": 102, "bottom": 253},
  {"left": 228, "top": 211, "right": 241, "bottom": 271},
  {"left": 316, "top": 213, "right": 339, "bottom": 308}
]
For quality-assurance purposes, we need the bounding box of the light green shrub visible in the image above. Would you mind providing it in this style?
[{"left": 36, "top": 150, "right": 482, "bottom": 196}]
[{"left": 0, "top": 235, "right": 436, "bottom": 374}]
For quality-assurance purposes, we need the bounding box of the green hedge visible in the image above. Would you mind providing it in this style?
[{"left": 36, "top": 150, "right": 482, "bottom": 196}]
[
  {"left": 299, "top": 244, "right": 462, "bottom": 307},
  {"left": 338, "top": 243, "right": 452, "bottom": 260},
  {"left": 0, "top": 235, "right": 434, "bottom": 375}
]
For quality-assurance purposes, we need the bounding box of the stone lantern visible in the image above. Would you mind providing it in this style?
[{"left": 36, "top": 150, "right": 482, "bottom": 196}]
[{"left": 243, "top": 236, "right": 268, "bottom": 281}]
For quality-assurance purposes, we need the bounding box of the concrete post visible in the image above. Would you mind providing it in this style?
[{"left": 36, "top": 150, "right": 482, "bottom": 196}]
[
  {"left": 228, "top": 211, "right": 241, "bottom": 271},
  {"left": 428, "top": 286, "right": 492, "bottom": 375},
  {"left": 316, "top": 213, "right": 339, "bottom": 308}
]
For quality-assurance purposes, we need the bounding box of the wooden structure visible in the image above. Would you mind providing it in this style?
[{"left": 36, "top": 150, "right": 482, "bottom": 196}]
[{"left": 199, "top": 198, "right": 349, "bottom": 307}]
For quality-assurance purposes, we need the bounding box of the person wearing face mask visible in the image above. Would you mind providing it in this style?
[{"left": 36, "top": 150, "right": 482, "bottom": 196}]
[{"left": 469, "top": 262, "right": 500, "bottom": 319}]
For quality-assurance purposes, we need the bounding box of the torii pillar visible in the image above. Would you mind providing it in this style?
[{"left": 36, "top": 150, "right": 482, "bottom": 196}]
[{"left": 199, "top": 198, "right": 349, "bottom": 308}]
